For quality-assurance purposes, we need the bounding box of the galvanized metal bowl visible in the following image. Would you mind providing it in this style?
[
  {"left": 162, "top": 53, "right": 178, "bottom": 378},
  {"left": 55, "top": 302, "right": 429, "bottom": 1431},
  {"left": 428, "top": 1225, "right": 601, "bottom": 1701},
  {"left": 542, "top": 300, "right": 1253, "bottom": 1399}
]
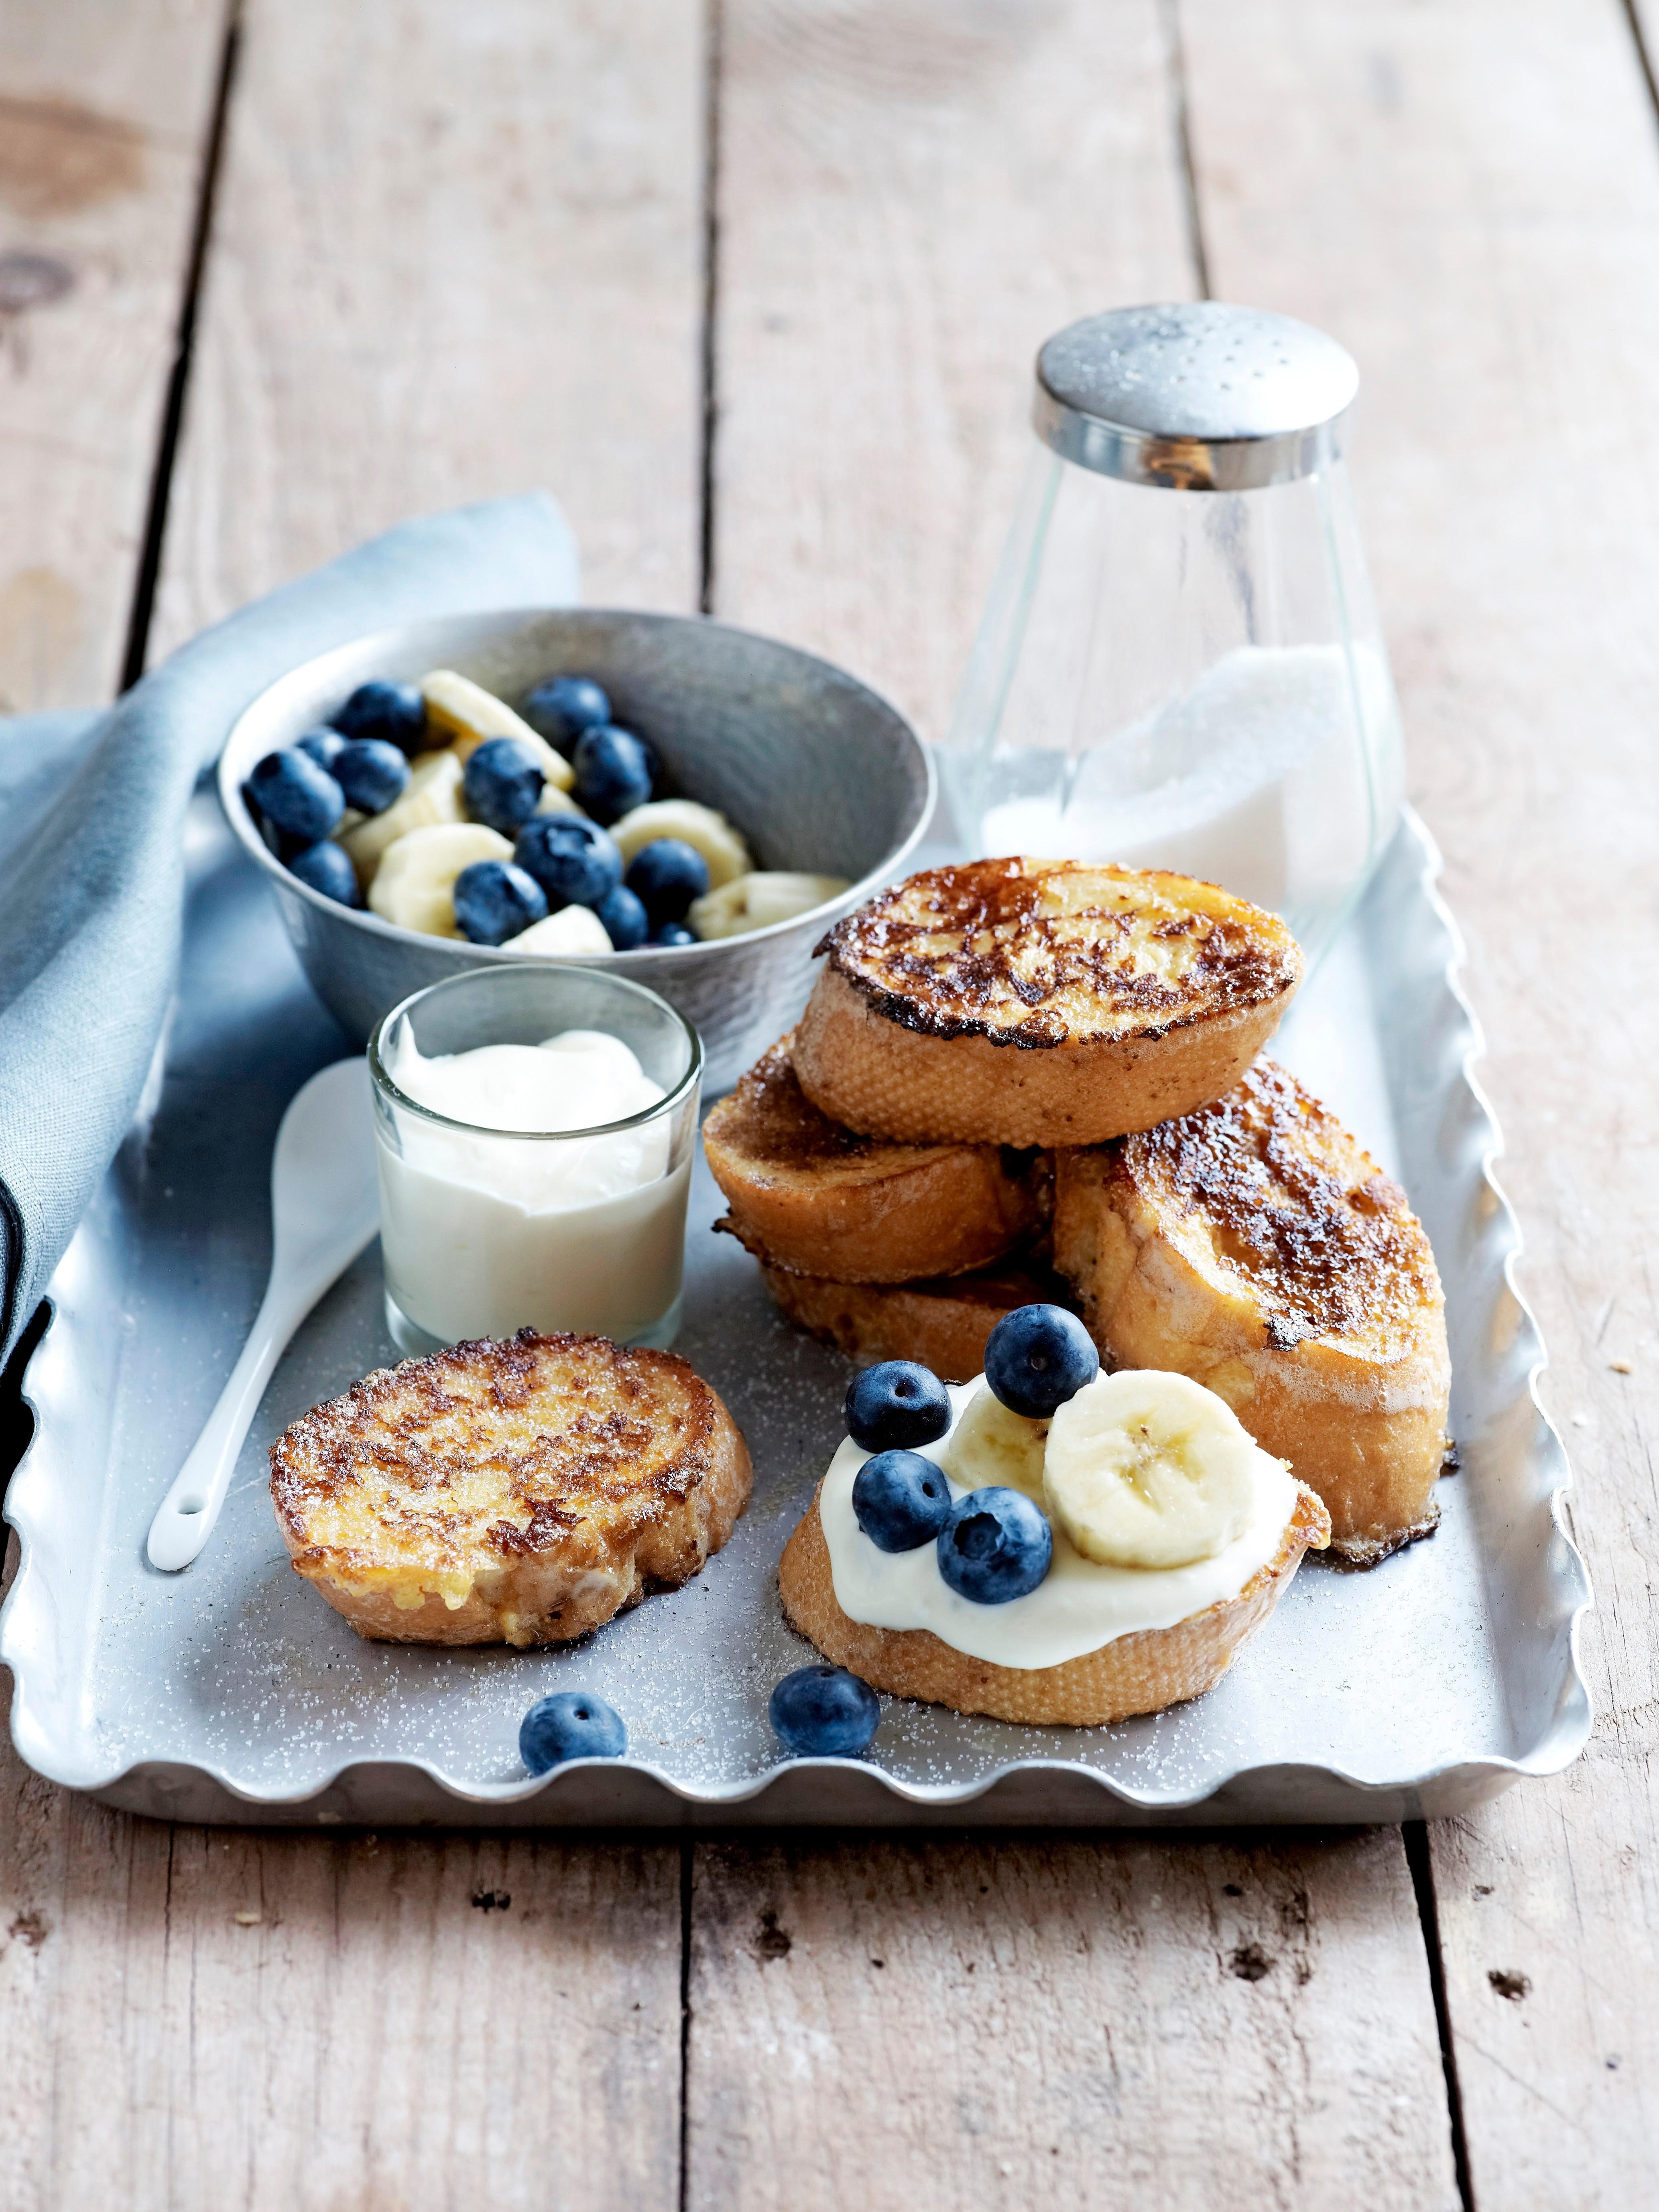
[{"left": 218, "top": 607, "right": 934, "bottom": 1092}]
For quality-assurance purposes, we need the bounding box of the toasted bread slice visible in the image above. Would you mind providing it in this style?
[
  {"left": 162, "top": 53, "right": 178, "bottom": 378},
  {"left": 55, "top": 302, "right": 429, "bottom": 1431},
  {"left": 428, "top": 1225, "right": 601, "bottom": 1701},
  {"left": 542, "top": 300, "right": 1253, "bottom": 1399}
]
[
  {"left": 1051, "top": 1059, "right": 1450, "bottom": 1565},
  {"left": 779, "top": 1477, "right": 1330, "bottom": 1724},
  {"left": 703, "top": 1034, "right": 1047, "bottom": 1284},
  {"left": 743, "top": 1242, "right": 1076, "bottom": 1382},
  {"left": 269, "top": 1329, "right": 752, "bottom": 1646},
  {"left": 791, "top": 858, "right": 1302, "bottom": 1149}
]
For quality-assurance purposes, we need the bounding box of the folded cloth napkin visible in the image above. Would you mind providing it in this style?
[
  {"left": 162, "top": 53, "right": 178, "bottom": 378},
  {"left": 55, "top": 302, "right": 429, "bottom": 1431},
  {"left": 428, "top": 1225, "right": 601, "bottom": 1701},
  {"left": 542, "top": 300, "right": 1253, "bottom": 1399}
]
[{"left": 0, "top": 494, "right": 579, "bottom": 1363}]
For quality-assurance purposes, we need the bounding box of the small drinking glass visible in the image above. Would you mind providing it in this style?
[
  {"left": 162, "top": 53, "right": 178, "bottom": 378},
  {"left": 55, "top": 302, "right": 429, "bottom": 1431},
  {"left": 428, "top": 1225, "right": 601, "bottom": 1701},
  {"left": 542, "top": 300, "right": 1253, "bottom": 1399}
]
[{"left": 368, "top": 964, "right": 702, "bottom": 1356}]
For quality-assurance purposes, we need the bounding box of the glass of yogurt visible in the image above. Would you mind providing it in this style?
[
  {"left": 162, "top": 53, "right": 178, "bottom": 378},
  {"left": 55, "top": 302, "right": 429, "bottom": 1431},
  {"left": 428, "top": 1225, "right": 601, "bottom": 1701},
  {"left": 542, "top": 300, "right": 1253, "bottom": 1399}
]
[{"left": 368, "top": 965, "right": 702, "bottom": 1355}]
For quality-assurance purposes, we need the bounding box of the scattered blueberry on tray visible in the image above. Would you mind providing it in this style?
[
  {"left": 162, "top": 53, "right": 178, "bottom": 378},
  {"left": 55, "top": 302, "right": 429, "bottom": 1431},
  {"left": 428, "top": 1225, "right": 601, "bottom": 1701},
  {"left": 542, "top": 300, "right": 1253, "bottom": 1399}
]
[
  {"left": 845, "top": 1361, "right": 952, "bottom": 1454},
  {"left": 983, "top": 1305, "right": 1100, "bottom": 1419},
  {"left": 519, "top": 1690, "right": 628, "bottom": 1773},
  {"left": 769, "top": 1665, "right": 881, "bottom": 1757}
]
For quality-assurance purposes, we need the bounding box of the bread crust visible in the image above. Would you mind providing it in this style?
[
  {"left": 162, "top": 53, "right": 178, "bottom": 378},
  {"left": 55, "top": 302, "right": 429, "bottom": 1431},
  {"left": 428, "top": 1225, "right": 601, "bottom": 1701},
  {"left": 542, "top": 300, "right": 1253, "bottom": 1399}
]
[
  {"left": 269, "top": 1330, "right": 752, "bottom": 1646},
  {"left": 749, "top": 1248, "right": 1076, "bottom": 1383},
  {"left": 791, "top": 859, "right": 1302, "bottom": 1147},
  {"left": 703, "top": 1035, "right": 1045, "bottom": 1283},
  {"left": 1052, "top": 1060, "right": 1450, "bottom": 1565},
  {"left": 778, "top": 1479, "right": 1330, "bottom": 1725}
]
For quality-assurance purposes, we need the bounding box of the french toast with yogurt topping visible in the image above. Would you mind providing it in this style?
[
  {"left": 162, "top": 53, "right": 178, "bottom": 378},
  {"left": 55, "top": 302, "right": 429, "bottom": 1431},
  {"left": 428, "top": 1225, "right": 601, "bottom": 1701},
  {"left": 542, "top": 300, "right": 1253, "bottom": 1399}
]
[
  {"left": 703, "top": 1033, "right": 1047, "bottom": 1284},
  {"left": 791, "top": 858, "right": 1303, "bottom": 1149},
  {"left": 1052, "top": 1058, "right": 1450, "bottom": 1565},
  {"left": 270, "top": 1329, "right": 751, "bottom": 1646}
]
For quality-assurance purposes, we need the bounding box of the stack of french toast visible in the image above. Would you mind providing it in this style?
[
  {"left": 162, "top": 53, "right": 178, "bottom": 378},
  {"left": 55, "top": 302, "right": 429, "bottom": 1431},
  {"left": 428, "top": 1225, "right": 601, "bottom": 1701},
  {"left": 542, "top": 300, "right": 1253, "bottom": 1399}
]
[{"left": 705, "top": 857, "right": 1451, "bottom": 1567}]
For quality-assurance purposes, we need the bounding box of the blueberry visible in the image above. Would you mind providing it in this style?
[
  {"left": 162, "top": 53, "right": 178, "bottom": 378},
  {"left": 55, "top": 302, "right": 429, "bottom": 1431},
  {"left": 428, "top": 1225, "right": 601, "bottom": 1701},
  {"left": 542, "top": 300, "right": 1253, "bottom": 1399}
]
[
  {"left": 595, "top": 883, "right": 649, "bottom": 950},
  {"left": 518, "top": 1690, "right": 627, "bottom": 1774},
  {"left": 464, "top": 735, "right": 547, "bottom": 836},
  {"left": 852, "top": 1449, "right": 951, "bottom": 1553},
  {"left": 296, "top": 726, "right": 345, "bottom": 771},
  {"left": 769, "top": 1664, "right": 880, "bottom": 1757},
  {"left": 287, "top": 840, "right": 361, "bottom": 907},
  {"left": 514, "top": 814, "right": 624, "bottom": 910},
  {"left": 332, "top": 737, "right": 410, "bottom": 815},
  {"left": 936, "top": 1486, "right": 1053, "bottom": 1604},
  {"left": 333, "top": 678, "right": 427, "bottom": 753},
  {"left": 249, "top": 748, "right": 345, "bottom": 843},
  {"left": 521, "top": 674, "right": 611, "bottom": 746},
  {"left": 625, "top": 837, "right": 710, "bottom": 925},
  {"left": 649, "top": 920, "right": 698, "bottom": 948},
  {"left": 453, "top": 860, "right": 550, "bottom": 945},
  {"left": 844, "top": 1360, "right": 951, "bottom": 1454},
  {"left": 572, "top": 725, "right": 654, "bottom": 826},
  {"left": 983, "top": 1303, "right": 1099, "bottom": 1419}
]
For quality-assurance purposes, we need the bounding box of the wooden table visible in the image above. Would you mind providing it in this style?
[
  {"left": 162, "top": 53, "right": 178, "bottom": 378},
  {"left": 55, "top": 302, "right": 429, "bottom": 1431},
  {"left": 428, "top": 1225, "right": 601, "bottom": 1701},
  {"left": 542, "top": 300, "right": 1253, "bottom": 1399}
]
[{"left": 2, "top": 2, "right": 1655, "bottom": 2203}]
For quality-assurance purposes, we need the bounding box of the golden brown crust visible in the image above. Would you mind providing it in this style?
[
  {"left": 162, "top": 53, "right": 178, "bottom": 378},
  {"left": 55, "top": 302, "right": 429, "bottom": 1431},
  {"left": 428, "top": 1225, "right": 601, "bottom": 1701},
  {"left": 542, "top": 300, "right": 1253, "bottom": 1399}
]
[
  {"left": 1051, "top": 1060, "right": 1450, "bottom": 1565},
  {"left": 778, "top": 1480, "right": 1330, "bottom": 1726},
  {"left": 751, "top": 1249, "right": 1076, "bottom": 1383},
  {"left": 269, "top": 1329, "right": 752, "bottom": 1646},
  {"left": 792, "top": 861, "right": 1302, "bottom": 1147},
  {"left": 702, "top": 1035, "right": 1046, "bottom": 1282}
]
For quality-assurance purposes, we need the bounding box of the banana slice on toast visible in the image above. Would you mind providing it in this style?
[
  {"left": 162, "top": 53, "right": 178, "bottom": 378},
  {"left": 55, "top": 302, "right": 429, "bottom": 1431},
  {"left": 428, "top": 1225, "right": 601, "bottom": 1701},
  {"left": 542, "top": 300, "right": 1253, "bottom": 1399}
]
[
  {"left": 792, "top": 858, "right": 1303, "bottom": 1149},
  {"left": 1052, "top": 1058, "right": 1450, "bottom": 1565},
  {"left": 703, "top": 1035, "right": 1047, "bottom": 1284}
]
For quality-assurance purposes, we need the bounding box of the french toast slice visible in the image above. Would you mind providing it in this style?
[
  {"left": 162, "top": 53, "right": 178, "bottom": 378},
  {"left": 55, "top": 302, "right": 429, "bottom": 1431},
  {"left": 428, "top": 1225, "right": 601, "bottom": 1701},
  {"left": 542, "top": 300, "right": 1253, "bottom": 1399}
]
[
  {"left": 744, "top": 1242, "right": 1078, "bottom": 1383},
  {"left": 269, "top": 1329, "right": 752, "bottom": 1646},
  {"left": 778, "top": 1476, "right": 1330, "bottom": 1725},
  {"left": 791, "top": 858, "right": 1302, "bottom": 1149},
  {"left": 703, "top": 1034, "right": 1047, "bottom": 1284},
  {"left": 1051, "top": 1059, "right": 1450, "bottom": 1565}
]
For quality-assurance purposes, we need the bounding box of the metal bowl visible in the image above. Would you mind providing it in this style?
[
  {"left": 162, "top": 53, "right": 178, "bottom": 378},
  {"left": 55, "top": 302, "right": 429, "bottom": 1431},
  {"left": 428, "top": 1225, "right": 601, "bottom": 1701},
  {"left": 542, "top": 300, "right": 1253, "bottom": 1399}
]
[{"left": 218, "top": 607, "right": 934, "bottom": 1092}]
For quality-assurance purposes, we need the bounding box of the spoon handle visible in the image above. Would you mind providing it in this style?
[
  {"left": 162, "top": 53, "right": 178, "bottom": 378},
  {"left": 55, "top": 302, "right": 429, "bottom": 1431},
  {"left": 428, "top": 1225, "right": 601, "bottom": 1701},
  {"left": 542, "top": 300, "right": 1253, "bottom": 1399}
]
[{"left": 145, "top": 1239, "right": 370, "bottom": 1573}]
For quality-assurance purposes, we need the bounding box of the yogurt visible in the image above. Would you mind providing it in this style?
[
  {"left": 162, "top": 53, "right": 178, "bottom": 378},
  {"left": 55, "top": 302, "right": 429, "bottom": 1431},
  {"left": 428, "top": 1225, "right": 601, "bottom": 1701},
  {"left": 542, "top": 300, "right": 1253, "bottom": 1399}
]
[
  {"left": 376, "top": 1027, "right": 691, "bottom": 1346},
  {"left": 819, "top": 1383, "right": 1298, "bottom": 1670}
]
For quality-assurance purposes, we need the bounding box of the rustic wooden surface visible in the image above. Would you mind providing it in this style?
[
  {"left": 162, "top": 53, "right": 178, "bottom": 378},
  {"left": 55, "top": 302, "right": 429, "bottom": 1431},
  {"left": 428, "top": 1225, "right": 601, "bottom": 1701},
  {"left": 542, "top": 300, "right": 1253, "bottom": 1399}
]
[{"left": 4, "top": 0, "right": 1657, "bottom": 2203}]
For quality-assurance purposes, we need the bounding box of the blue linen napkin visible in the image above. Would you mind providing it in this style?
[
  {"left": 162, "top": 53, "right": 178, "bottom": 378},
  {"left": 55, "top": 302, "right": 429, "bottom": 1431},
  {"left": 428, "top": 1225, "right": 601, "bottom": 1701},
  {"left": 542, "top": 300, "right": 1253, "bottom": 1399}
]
[{"left": 0, "top": 494, "right": 579, "bottom": 1362}]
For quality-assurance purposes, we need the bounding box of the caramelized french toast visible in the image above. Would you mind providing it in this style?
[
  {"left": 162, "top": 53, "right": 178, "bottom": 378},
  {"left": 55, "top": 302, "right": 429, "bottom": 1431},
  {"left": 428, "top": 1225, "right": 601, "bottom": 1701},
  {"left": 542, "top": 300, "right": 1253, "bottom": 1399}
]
[
  {"left": 791, "top": 858, "right": 1303, "bottom": 1148},
  {"left": 779, "top": 1477, "right": 1330, "bottom": 1725},
  {"left": 270, "top": 1330, "right": 752, "bottom": 1646},
  {"left": 1052, "top": 1060, "right": 1450, "bottom": 1564},
  {"left": 746, "top": 1247, "right": 1079, "bottom": 1383},
  {"left": 703, "top": 1034, "right": 1047, "bottom": 1284}
]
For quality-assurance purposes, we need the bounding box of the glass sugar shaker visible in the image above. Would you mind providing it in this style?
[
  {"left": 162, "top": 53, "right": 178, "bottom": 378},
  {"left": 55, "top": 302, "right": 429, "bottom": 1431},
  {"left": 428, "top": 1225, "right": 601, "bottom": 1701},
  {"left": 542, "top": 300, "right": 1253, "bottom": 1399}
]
[{"left": 940, "top": 302, "right": 1406, "bottom": 966}]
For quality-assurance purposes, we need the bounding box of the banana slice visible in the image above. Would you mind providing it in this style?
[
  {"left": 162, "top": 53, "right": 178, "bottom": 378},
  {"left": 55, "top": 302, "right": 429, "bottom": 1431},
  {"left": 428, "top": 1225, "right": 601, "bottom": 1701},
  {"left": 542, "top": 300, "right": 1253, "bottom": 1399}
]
[
  {"left": 938, "top": 1383, "right": 1049, "bottom": 1501},
  {"left": 419, "top": 670, "right": 575, "bottom": 789},
  {"left": 368, "top": 823, "right": 513, "bottom": 937},
  {"left": 506, "top": 905, "right": 613, "bottom": 956},
  {"left": 1042, "top": 1369, "right": 1265, "bottom": 1570},
  {"left": 689, "top": 871, "right": 850, "bottom": 941},
  {"left": 338, "top": 749, "right": 465, "bottom": 888},
  {"left": 534, "top": 782, "right": 588, "bottom": 819},
  {"left": 611, "top": 799, "right": 752, "bottom": 887}
]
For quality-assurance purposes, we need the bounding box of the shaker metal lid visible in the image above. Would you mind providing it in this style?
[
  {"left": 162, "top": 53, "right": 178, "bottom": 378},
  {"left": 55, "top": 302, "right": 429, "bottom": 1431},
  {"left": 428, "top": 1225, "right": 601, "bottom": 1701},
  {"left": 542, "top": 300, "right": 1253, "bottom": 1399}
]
[{"left": 1033, "top": 302, "right": 1359, "bottom": 490}]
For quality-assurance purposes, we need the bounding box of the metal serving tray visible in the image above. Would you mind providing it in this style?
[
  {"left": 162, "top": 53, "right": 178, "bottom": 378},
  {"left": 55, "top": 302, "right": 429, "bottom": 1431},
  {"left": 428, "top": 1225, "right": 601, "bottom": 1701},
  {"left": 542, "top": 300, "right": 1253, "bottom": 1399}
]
[{"left": 0, "top": 795, "right": 1592, "bottom": 1826}]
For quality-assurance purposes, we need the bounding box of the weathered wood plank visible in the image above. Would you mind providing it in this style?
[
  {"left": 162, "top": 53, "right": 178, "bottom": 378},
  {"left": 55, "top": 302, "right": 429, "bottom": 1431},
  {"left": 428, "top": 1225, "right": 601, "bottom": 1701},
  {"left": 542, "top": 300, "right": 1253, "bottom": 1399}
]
[
  {"left": 0, "top": 1550, "right": 683, "bottom": 2212},
  {"left": 150, "top": 0, "right": 706, "bottom": 657},
  {"left": 687, "top": 1834, "right": 1459, "bottom": 2212},
  {"left": 0, "top": 0, "right": 227, "bottom": 709},
  {"left": 1181, "top": 0, "right": 1659, "bottom": 2199},
  {"left": 712, "top": 0, "right": 1195, "bottom": 738},
  {"left": 697, "top": 7, "right": 1457, "bottom": 2206}
]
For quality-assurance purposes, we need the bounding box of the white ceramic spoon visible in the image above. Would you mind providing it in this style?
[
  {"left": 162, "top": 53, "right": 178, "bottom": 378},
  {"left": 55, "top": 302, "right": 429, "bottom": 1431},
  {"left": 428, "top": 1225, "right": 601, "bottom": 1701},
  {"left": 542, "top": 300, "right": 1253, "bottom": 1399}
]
[{"left": 146, "top": 1056, "right": 380, "bottom": 1572}]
